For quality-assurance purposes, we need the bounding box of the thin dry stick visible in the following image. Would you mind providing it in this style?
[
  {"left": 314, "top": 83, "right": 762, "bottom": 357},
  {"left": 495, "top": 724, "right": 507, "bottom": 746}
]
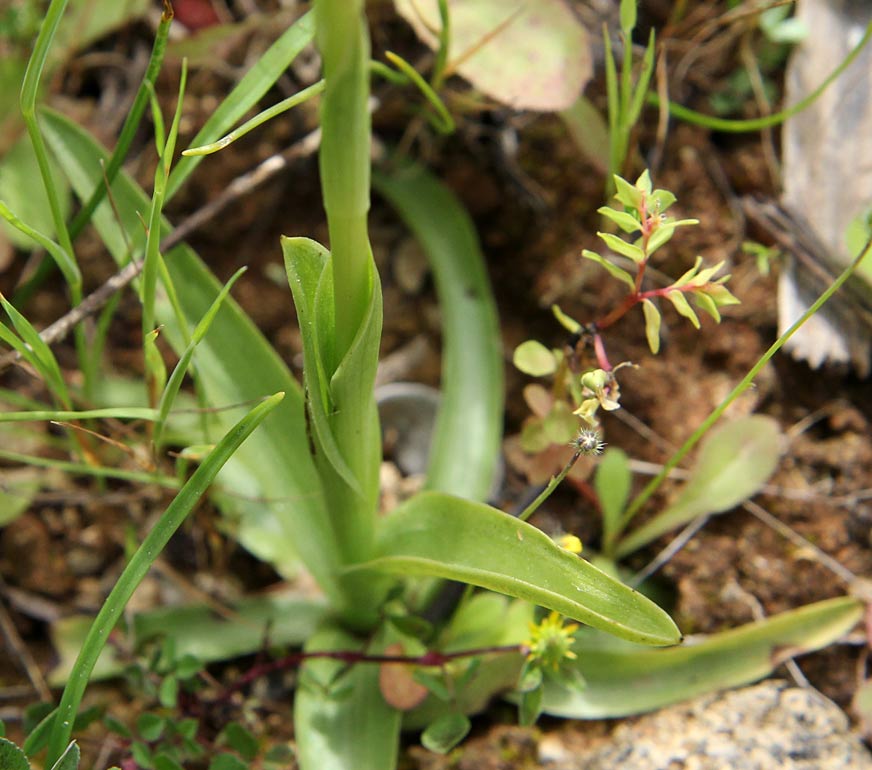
[
  {"left": 0, "top": 580, "right": 52, "bottom": 701},
  {"left": 0, "top": 126, "right": 322, "bottom": 374}
]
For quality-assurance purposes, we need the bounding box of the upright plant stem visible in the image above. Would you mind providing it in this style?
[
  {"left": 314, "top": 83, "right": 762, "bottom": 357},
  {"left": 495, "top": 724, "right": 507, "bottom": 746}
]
[
  {"left": 314, "top": 0, "right": 373, "bottom": 363},
  {"left": 311, "top": 1, "right": 383, "bottom": 626}
]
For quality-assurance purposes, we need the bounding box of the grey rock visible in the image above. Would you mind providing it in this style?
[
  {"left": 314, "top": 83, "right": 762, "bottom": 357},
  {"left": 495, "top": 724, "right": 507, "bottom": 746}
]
[{"left": 540, "top": 681, "right": 872, "bottom": 769}]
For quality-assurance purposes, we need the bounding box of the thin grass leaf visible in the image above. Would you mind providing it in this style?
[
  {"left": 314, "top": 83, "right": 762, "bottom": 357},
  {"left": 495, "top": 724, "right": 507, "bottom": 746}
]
[
  {"left": 41, "top": 105, "right": 340, "bottom": 597},
  {"left": 167, "top": 10, "right": 316, "bottom": 199},
  {"left": 626, "top": 29, "right": 655, "bottom": 126},
  {"left": 20, "top": 0, "right": 75, "bottom": 261},
  {"left": 183, "top": 81, "right": 325, "bottom": 156},
  {"left": 384, "top": 52, "right": 454, "bottom": 134},
  {"left": 0, "top": 447, "right": 179, "bottom": 488},
  {"left": 44, "top": 392, "right": 284, "bottom": 767},
  {"left": 69, "top": 4, "right": 172, "bottom": 239},
  {"left": 142, "top": 62, "right": 187, "bottom": 342},
  {"left": 153, "top": 267, "right": 247, "bottom": 449},
  {"left": 0, "top": 200, "right": 80, "bottom": 290},
  {"left": 0, "top": 407, "right": 158, "bottom": 423},
  {"left": 0, "top": 296, "right": 70, "bottom": 408}
]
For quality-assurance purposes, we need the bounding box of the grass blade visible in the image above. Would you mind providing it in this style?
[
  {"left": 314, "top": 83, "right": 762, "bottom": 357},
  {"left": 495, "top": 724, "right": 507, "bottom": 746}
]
[{"left": 44, "top": 391, "right": 285, "bottom": 766}]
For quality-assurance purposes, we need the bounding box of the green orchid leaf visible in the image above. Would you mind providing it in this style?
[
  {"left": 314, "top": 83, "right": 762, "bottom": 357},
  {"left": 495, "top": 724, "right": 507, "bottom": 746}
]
[
  {"left": 0, "top": 135, "right": 71, "bottom": 252},
  {"left": 48, "top": 591, "right": 327, "bottom": 685},
  {"left": 616, "top": 415, "right": 781, "bottom": 558},
  {"left": 374, "top": 163, "right": 503, "bottom": 502},
  {"left": 595, "top": 447, "right": 631, "bottom": 548},
  {"left": 282, "top": 236, "right": 382, "bottom": 575},
  {"left": 295, "top": 624, "right": 402, "bottom": 770},
  {"left": 541, "top": 596, "right": 862, "bottom": 718},
  {"left": 39, "top": 106, "right": 344, "bottom": 598},
  {"left": 351, "top": 492, "right": 681, "bottom": 646}
]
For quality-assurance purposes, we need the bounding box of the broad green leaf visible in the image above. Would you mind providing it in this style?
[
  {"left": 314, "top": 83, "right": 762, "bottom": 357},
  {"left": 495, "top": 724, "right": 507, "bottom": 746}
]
[
  {"left": 295, "top": 624, "right": 401, "bottom": 770},
  {"left": 581, "top": 250, "right": 636, "bottom": 290},
  {"left": 641, "top": 299, "right": 660, "bottom": 354},
  {"left": 51, "top": 0, "right": 149, "bottom": 60},
  {"left": 40, "top": 106, "right": 342, "bottom": 595},
  {"left": 208, "top": 754, "right": 247, "bottom": 770},
  {"left": 595, "top": 447, "right": 631, "bottom": 548},
  {"left": 518, "top": 684, "right": 543, "bottom": 726},
  {"left": 48, "top": 591, "right": 327, "bottom": 685},
  {"left": 351, "top": 492, "right": 681, "bottom": 646},
  {"left": 421, "top": 713, "right": 471, "bottom": 754},
  {"left": 0, "top": 135, "right": 70, "bottom": 249},
  {"left": 616, "top": 415, "right": 781, "bottom": 558},
  {"left": 374, "top": 164, "right": 504, "bottom": 502},
  {"left": 634, "top": 169, "right": 653, "bottom": 195},
  {"left": 542, "top": 402, "right": 578, "bottom": 444},
  {"left": 645, "top": 222, "right": 677, "bottom": 255},
  {"left": 0, "top": 737, "right": 30, "bottom": 770},
  {"left": 282, "top": 237, "right": 382, "bottom": 579},
  {"left": 541, "top": 596, "right": 862, "bottom": 718},
  {"left": 513, "top": 340, "right": 557, "bottom": 376},
  {"left": 597, "top": 231, "right": 645, "bottom": 263},
  {"left": 395, "top": 0, "right": 591, "bottom": 111}
]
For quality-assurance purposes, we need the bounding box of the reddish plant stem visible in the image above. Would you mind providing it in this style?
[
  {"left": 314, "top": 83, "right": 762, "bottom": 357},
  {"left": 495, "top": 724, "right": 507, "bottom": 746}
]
[{"left": 212, "top": 643, "right": 525, "bottom": 702}]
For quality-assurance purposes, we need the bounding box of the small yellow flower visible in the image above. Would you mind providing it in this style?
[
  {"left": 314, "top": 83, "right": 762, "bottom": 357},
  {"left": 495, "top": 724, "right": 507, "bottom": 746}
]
[
  {"left": 525, "top": 611, "right": 579, "bottom": 671},
  {"left": 558, "top": 534, "right": 583, "bottom": 554}
]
